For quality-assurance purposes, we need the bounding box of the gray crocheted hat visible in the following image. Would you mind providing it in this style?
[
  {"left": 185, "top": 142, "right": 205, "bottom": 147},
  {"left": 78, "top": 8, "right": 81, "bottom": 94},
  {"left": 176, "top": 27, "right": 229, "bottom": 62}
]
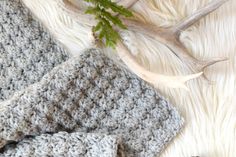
[{"left": 0, "top": 0, "right": 184, "bottom": 157}]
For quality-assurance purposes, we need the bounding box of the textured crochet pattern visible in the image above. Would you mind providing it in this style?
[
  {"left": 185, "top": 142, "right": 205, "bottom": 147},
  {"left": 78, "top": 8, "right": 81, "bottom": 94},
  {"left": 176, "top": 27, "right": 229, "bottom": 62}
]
[
  {"left": 1, "top": 132, "right": 124, "bottom": 157},
  {"left": 0, "top": 0, "right": 184, "bottom": 156},
  {"left": 0, "top": 0, "right": 70, "bottom": 101},
  {"left": 0, "top": 49, "right": 183, "bottom": 157}
]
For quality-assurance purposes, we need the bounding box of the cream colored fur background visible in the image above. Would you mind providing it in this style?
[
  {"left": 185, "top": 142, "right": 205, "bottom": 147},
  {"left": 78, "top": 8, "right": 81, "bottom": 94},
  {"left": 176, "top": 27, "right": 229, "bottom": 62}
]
[{"left": 21, "top": 0, "right": 236, "bottom": 156}]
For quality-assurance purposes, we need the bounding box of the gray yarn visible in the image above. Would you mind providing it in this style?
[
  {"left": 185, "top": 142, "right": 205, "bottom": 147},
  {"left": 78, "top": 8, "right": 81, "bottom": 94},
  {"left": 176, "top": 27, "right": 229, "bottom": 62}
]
[
  {"left": 0, "top": 0, "right": 70, "bottom": 101},
  {"left": 0, "top": 0, "right": 184, "bottom": 157},
  {"left": 0, "top": 49, "right": 183, "bottom": 157},
  {"left": 1, "top": 132, "right": 124, "bottom": 157}
]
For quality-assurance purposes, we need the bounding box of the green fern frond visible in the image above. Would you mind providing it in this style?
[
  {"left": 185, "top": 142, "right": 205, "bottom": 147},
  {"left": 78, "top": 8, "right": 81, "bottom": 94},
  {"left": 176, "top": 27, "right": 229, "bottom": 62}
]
[{"left": 84, "top": 0, "right": 133, "bottom": 48}]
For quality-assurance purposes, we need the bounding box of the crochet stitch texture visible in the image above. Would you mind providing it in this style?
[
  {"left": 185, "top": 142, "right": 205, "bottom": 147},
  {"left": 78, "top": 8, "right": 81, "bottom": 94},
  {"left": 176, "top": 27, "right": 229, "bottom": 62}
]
[
  {"left": 0, "top": 0, "right": 69, "bottom": 101},
  {"left": 0, "top": 0, "right": 184, "bottom": 157},
  {"left": 0, "top": 50, "right": 183, "bottom": 157},
  {"left": 2, "top": 132, "right": 124, "bottom": 157}
]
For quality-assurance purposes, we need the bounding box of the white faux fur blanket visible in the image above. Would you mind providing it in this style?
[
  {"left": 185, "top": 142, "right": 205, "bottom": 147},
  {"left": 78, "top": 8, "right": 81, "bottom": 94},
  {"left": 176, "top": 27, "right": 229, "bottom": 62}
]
[{"left": 21, "top": 0, "right": 236, "bottom": 156}]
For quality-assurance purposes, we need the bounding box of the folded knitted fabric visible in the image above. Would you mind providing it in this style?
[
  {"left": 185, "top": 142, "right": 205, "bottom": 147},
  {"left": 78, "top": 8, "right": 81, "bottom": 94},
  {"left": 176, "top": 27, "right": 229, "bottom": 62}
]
[
  {"left": 0, "top": 0, "right": 184, "bottom": 156},
  {"left": 1, "top": 132, "right": 124, "bottom": 157},
  {"left": 0, "top": 49, "right": 183, "bottom": 157}
]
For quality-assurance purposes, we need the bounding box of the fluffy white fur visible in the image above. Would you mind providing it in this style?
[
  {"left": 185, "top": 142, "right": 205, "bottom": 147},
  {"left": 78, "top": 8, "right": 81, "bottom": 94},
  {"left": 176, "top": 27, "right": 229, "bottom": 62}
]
[{"left": 21, "top": 0, "right": 236, "bottom": 156}]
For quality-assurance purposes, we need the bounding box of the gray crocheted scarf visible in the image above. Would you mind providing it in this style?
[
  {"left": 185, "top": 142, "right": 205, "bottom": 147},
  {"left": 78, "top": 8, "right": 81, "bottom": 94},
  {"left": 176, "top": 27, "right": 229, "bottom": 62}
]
[{"left": 0, "top": 0, "right": 184, "bottom": 157}]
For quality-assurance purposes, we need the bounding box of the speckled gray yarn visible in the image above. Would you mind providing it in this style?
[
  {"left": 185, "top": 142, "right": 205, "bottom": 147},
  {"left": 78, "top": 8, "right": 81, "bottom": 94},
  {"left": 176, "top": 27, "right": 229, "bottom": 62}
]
[
  {"left": 0, "top": 0, "right": 70, "bottom": 101},
  {"left": 1, "top": 132, "right": 124, "bottom": 157},
  {"left": 0, "top": 49, "right": 183, "bottom": 157}
]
